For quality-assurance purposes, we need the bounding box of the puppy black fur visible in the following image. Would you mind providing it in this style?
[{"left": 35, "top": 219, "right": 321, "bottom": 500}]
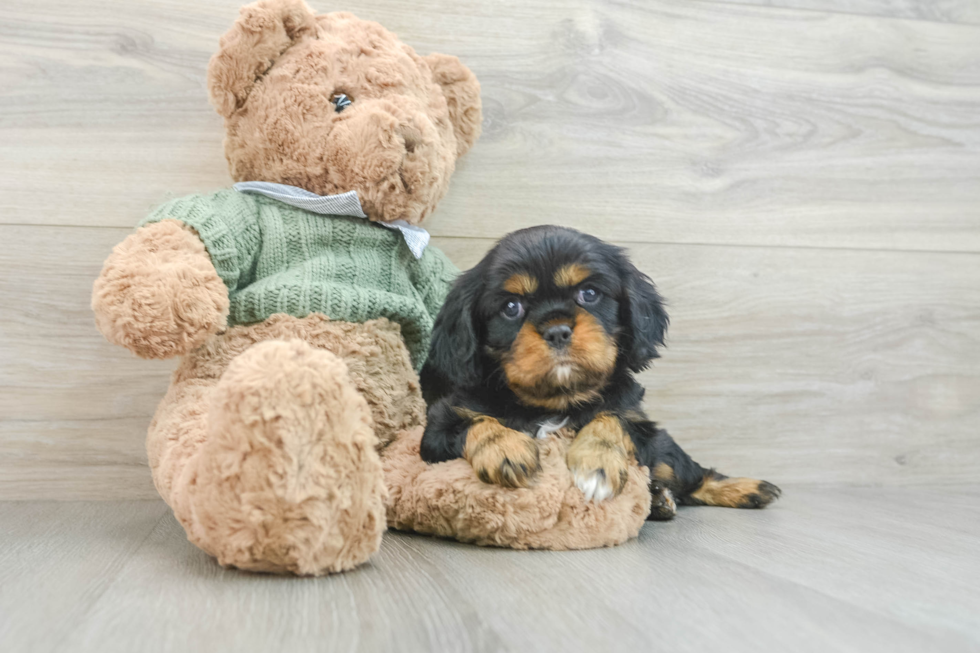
[{"left": 420, "top": 226, "right": 780, "bottom": 518}]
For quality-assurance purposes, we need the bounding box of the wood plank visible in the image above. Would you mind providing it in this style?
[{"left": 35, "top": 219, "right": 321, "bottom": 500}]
[
  {"left": 394, "top": 487, "right": 979, "bottom": 651},
  {"left": 64, "top": 511, "right": 508, "bottom": 653},
  {"left": 2, "top": 225, "right": 978, "bottom": 498},
  {"left": 0, "top": 225, "right": 172, "bottom": 500},
  {"left": 631, "top": 241, "right": 980, "bottom": 487},
  {"left": 2, "top": 0, "right": 980, "bottom": 251},
  {"left": 1, "top": 488, "right": 974, "bottom": 651},
  {"left": 670, "top": 485, "right": 980, "bottom": 644},
  {"left": 0, "top": 461, "right": 158, "bottom": 501},
  {"left": 709, "top": 0, "right": 980, "bottom": 26},
  {"left": 0, "top": 501, "right": 168, "bottom": 652}
]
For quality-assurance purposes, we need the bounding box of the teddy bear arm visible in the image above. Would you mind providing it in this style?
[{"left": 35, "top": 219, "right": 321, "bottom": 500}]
[{"left": 92, "top": 219, "right": 230, "bottom": 359}]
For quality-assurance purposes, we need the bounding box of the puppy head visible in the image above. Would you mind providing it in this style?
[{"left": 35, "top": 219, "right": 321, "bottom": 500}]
[{"left": 422, "top": 226, "right": 668, "bottom": 409}]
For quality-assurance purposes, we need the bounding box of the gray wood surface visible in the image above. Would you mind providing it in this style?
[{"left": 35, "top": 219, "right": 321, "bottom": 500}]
[
  {"left": 3, "top": 228, "right": 978, "bottom": 498},
  {"left": 1, "top": 1, "right": 979, "bottom": 497},
  {"left": 1, "top": 487, "right": 978, "bottom": 652},
  {"left": 4, "top": 0, "right": 980, "bottom": 249},
  {"left": 1, "top": 3, "right": 976, "bottom": 650},
  {"left": 713, "top": 0, "right": 980, "bottom": 25}
]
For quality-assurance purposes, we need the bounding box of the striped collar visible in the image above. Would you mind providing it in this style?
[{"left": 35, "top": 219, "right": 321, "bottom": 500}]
[{"left": 233, "top": 181, "right": 430, "bottom": 259}]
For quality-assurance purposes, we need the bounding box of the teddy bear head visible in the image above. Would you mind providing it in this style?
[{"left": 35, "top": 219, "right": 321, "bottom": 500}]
[{"left": 207, "top": 0, "right": 481, "bottom": 225}]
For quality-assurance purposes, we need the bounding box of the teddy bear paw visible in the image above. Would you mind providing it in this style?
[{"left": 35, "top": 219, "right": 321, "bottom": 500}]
[
  {"left": 92, "top": 220, "right": 229, "bottom": 359},
  {"left": 186, "top": 339, "right": 386, "bottom": 575}
]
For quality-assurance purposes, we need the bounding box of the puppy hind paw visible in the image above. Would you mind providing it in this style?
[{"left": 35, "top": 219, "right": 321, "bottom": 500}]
[
  {"left": 688, "top": 476, "right": 782, "bottom": 509},
  {"left": 646, "top": 482, "right": 677, "bottom": 521},
  {"left": 747, "top": 481, "right": 782, "bottom": 508}
]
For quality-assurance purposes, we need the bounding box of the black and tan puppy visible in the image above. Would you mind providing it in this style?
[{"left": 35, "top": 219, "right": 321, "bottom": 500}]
[{"left": 419, "top": 225, "right": 780, "bottom": 520}]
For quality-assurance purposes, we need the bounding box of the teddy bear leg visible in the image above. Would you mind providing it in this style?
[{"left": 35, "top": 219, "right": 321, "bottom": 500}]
[{"left": 171, "top": 338, "right": 386, "bottom": 575}]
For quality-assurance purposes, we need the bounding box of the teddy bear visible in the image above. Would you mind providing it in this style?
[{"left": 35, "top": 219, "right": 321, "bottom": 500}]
[
  {"left": 92, "top": 0, "right": 481, "bottom": 575},
  {"left": 93, "top": 0, "right": 651, "bottom": 576}
]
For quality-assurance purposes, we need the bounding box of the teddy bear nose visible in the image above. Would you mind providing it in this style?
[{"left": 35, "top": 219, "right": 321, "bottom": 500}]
[{"left": 331, "top": 94, "right": 352, "bottom": 113}]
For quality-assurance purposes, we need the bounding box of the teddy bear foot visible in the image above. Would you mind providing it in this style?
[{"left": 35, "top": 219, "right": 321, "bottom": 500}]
[{"left": 178, "top": 338, "right": 386, "bottom": 575}]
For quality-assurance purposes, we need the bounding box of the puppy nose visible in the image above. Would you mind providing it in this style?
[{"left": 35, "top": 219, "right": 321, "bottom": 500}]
[{"left": 543, "top": 324, "right": 573, "bottom": 349}]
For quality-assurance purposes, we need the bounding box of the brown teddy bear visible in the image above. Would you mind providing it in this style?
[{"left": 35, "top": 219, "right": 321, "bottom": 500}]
[
  {"left": 92, "top": 0, "right": 479, "bottom": 574},
  {"left": 93, "top": 0, "right": 650, "bottom": 576}
]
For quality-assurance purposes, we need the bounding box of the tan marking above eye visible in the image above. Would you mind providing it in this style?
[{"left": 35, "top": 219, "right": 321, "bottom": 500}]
[
  {"left": 653, "top": 462, "right": 675, "bottom": 482},
  {"left": 554, "top": 264, "right": 591, "bottom": 288},
  {"left": 503, "top": 273, "right": 538, "bottom": 296}
]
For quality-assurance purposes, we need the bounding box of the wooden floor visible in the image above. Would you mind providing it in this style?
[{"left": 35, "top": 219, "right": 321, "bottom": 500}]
[{"left": 1, "top": 486, "right": 978, "bottom": 652}]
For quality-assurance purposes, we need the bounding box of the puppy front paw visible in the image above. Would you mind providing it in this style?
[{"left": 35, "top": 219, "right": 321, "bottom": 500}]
[
  {"left": 568, "top": 448, "right": 629, "bottom": 502},
  {"left": 567, "top": 414, "right": 632, "bottom": 502},
  {"left": 464, "top": 418, "right": 540, "bottom": 488}
]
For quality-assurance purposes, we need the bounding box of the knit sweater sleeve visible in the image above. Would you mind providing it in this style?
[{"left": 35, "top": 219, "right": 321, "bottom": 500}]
[
  {"left": 414, "top": 245, "right": 461, "bottom": 326},
  {"left": 401, "top": 244, "right": 458, "bottom": 370},
  {"left": 139, "top": 190, "right": 261, "bottom": 292}
]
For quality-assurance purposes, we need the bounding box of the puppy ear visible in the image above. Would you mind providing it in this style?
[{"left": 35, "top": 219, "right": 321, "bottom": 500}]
[
  {"left": 420, "top": 265, "right": 484, "bottom": 401},
  {"left": 207, "top": 0, "right": 318, "bottom": 118},
  {"left": 620, "top": 259, "right": 669, "bottom": 373},
  {"left": 424, "top": 53, "right": 482, "bottom": 157}
]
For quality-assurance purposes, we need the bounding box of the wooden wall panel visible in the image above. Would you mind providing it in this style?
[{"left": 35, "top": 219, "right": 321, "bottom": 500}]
[
  {"left": 707, "top": 0, "right": 980, "bottom": 26},
  {"left": 2, "top": 228, "right": 977, "bottom": 498},
  {"left": 2, "top": 0, "right": 980, "bottom": 250},
  {"left": 2, "top": 0, "right": 979, "bottom": 498}
]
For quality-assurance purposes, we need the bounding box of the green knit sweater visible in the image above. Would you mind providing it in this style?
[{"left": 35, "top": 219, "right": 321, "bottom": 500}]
[{"left": 142, "top": 189, "right": 459, "bottom": 369}]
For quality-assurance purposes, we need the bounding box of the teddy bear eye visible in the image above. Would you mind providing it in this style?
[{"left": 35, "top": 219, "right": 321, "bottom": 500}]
[{"left": 331, "top": 94, "right": 352, "bottom": 113}]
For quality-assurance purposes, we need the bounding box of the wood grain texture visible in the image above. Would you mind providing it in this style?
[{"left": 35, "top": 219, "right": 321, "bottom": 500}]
[
  {"left": 2, "top": 0, "right": 980, "bottom": 251},
  {"left": 0, "top": 501, "right": 168, "bottom": 652},
  {"left": 0, "top": 225, "right": 173, "bottom": 499},
  {"left": 2, "top": 0, "right": 980, "bottom": 499},
  {"left": 3, "top": 227, "right": 977, "bottom": 498},
  {"left": 713, "top": 0, "right": 980, "bottom": 26},
  {"left": 1, "top": 488, "right": 977, "bottom": 652},
  {"left": 670, "top": 485, "right": 980, "bottom": 643}
]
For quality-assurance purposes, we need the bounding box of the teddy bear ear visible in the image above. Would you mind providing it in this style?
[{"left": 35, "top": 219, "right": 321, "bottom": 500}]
[
  {"left": 207, "top": 0, "right": 319, "bottom": 118},
  {"left": 424, "top": 53, "right": 483, "bottom": 157}
]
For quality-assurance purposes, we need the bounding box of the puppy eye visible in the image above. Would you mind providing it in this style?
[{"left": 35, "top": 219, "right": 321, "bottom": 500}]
[
  {"left": 501, "top": 299, "right": 525, "bottom": 320},
  {"left": 576, "top": 287, "right": 600, "bottom": 305},
  {"left": 331, "top": 94, "right": 352, "bottom": 113}
]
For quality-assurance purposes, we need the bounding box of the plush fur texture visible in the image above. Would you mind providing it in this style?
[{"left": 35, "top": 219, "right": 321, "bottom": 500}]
[
  {"left": 384, "top": 425, "right": 650, "bottom": 550},
  {"left": 148, "top": 315, "right": 420, "bottom": 575},
  {"left": 208, "top": 0, "right": 481, "bottom": 225},
  {"left": 92, "top": 220, "right": 229, "bottom": 359},
  {"left": 92, "top": 0, "right": 484, "bottom": 575}
]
